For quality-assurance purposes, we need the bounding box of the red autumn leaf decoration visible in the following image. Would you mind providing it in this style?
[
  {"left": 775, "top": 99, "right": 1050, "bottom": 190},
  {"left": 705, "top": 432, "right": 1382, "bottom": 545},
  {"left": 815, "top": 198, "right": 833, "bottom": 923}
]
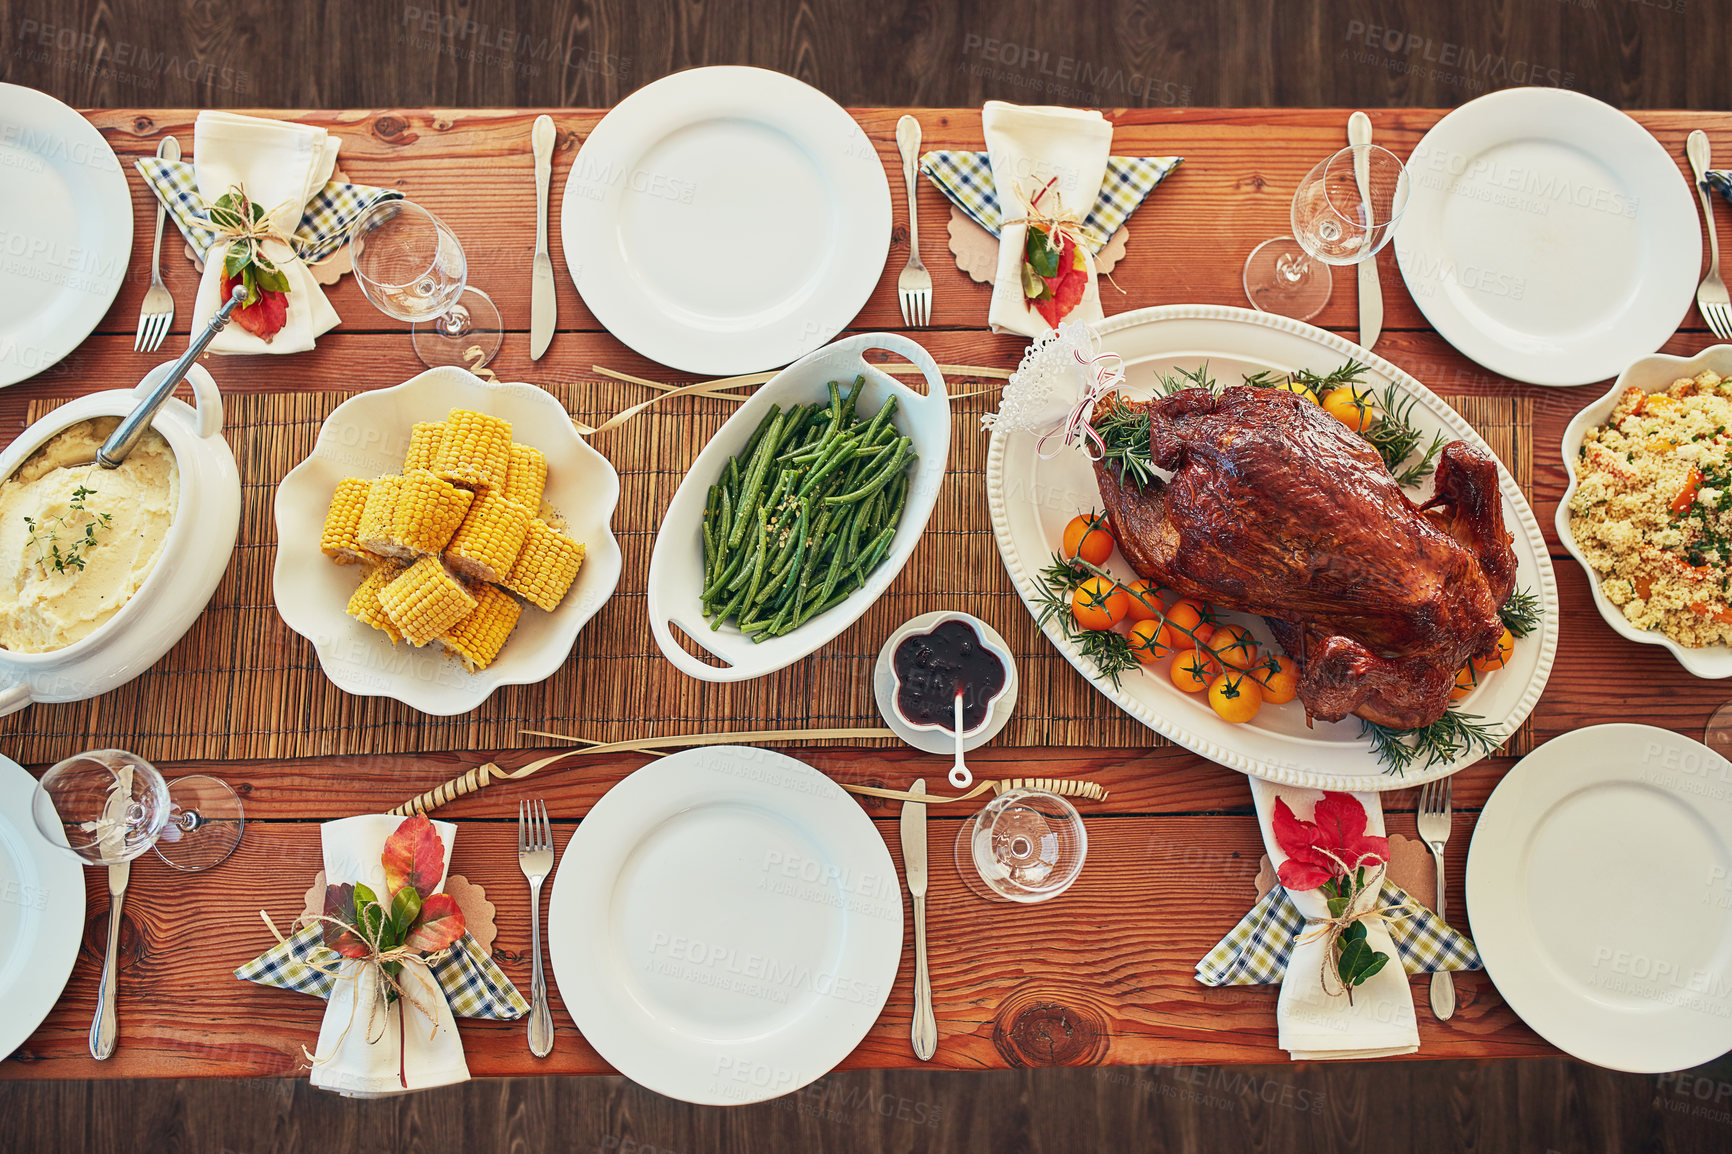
[
  {"left": 1270, "top": 793, "right": 1390, "bottom": 892},
  {"left": 320, "top": 882, "right": 371, "bottom": 959},
  {"left": 404, "top": 892, "right": 466, "bottom": 953},
  {"left": 1033, "top": 240, "right": 1089, "bottom": 329},
  {"left": 219, "top": 270, "right": 289, "bottom": 340},
  {"left": 381, "top": 813, "right": 445, "bottom": 901}
]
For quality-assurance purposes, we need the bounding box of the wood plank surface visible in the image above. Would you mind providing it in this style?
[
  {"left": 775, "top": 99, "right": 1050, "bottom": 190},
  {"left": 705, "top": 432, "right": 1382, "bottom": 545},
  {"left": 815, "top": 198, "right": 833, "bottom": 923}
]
[{"left": 3, "top": 102, "right": 1731, "bottom": 1091}]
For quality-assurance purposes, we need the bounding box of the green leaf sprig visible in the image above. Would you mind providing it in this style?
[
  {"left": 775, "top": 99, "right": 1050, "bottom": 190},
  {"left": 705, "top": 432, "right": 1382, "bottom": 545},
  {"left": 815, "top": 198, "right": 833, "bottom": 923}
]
[
  {"left": 208, "top": 186, "right": 293, "bottom": 307},
  {"left": 23, "top": 484, "right": 112, "bottom": 574}
]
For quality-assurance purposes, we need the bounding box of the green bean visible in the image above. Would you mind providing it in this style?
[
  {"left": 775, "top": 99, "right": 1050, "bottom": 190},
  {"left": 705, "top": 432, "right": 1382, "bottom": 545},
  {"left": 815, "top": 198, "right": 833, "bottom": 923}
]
[
  {"left": 725, "top": 510, "right": 765, "bottom": 593},
  {"left": 700, "top": 539, "right": 747, "bottom": 602},
  {"left": 727, "top": 408, "right": 784, "bottom": 548},
  {"left": 850, "top": 524, "right": 897, "bottom": 582},
  {"left": 735, "top": 406, "right": 777, "bottom": 472},
  {"left": 741, "top": 511, "right": 773, "bottom": 607},
  {"left": 709, "top": 581, "right": 750, "bottom": 630},
  {"left": 858, "top": 394, "right": 899, "bottom": 447},
  {"left": 825, "top": 440, "right": 912, "bottom": 506}
]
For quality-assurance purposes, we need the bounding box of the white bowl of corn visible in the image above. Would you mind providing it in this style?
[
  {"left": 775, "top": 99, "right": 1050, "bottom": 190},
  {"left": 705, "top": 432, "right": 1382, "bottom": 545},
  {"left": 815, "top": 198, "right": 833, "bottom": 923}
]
[{"left": 273, "top": 366, "right": 622, "bottom": 715}]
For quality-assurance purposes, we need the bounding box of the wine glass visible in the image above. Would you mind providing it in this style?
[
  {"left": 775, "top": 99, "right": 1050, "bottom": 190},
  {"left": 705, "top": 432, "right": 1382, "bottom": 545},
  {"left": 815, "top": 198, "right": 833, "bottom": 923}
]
[
  {"left": 953, "top": 788, "right": 1087, "bottom": 904},
  {"left": 349, "top": 199, "right": 504, "bottom": 370},
  {"left": 1243, "top": 144, "right": 1410, "bottom": 322},
  {"left": 31, "top": 749, "right": 244, "bottom": 872}
]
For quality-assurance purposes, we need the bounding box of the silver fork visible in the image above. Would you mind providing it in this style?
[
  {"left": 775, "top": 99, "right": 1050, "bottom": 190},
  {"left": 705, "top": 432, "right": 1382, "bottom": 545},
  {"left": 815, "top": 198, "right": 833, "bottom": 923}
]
[
  {"left": 134, "top": 135, "right": 179, "bottom": 353},
  {"left": 517, "top": 798, "right": 555, "bottom": 1057},
  {"left": 895, "top": 115, "right": 932, "bottom": 327},
  {"left": 1416, "top": 778, "right": 1456, "bottom": 1021},
  {"left": 1688, "top": 131, "right": 1732, "bottom": 342}
]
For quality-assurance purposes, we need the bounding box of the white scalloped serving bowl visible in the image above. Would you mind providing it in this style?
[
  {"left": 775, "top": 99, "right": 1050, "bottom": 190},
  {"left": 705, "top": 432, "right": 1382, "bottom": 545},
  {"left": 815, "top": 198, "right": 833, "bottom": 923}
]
[
  {"left": 1557, "top": 344, "right": 1732, "bottom": 679},
  {"left": 273, "top": 367, "right": 623, "bottom": 715}
]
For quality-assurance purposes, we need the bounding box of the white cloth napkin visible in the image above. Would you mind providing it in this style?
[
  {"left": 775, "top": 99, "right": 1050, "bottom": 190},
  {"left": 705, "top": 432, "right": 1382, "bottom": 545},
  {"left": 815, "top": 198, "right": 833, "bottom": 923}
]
[
  {"left": 982, "top": 101, "right": 1112, "bottom": 339},
  {"left": 191, "top": 111, "right": 343, "bottom": 355},
  {"left": 1248, "top": 779, "right": 1420, "bottom": 1060},
  {"left": 308, "top": 814, "right": 471, "bottom": 1097}
]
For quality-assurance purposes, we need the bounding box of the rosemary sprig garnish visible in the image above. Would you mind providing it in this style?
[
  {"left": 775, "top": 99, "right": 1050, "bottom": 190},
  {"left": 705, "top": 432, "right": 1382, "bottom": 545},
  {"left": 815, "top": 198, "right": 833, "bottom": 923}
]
[
  {"left": 1154, "top": 362, "right": 1219, "bottom": 396},
  {"left": 1499, "top": 587, "right": 1542, "bottom": 638},
  {"left": 1092, "top": 394, "right": 1158, "bottom": 490},
  {"left": 1031, "top": 552, "right": 1140, "bottom": 687},
  {"left": 1360, "top": 382, "right": 1447, "bottom": 486},
  {"left": 23, "top": 484, "right": 112, "bottom": 574},
  {"left": 1360, "top": 709, "right": 1503, "bottom": 775}
]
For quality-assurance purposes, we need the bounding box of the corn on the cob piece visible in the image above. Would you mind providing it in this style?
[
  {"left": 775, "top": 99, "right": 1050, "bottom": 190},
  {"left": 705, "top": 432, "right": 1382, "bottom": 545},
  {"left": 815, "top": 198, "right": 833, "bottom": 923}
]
[
  {"left": 501, "top": 442, "right": 548, "bottom": 511},
  {"left": 356, "top": 474, "right": 406, "bottom": 558},
  {"left": 321, "top": 478, "right": 373, "bottom": 563},
  {"left": 440, "top": 583, "right": 522, "bottom": 672},
  {"left": 505, "top": 519, "right": 586, "bottom": 611},
  {"left": 391, "top": 468, "right": 474, "bottom": 556},
  {"left": 433, "top": 408, "right": 512, "bottom": 491},
  {"left": 445, "top": 490, "right": 531, "bottom": 583},
  {"left": 403, "top": 421, "right": 446, "bottom": 473},
  {"left": 346, "top": 562, "right": 404, "bottom": 642},
  {"left": 378, "top": 556, "right": 478, "bottom": 646}
]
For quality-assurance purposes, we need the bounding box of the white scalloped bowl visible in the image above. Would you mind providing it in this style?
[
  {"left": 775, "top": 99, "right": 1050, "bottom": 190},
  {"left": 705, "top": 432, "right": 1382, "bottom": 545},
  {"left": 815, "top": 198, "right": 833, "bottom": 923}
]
[
  {"left": 1557, "top": 344, "right": 1732, "bottom": 679},
  {"left": 273, "top": 367, "right": 623, "bottom": 715}
]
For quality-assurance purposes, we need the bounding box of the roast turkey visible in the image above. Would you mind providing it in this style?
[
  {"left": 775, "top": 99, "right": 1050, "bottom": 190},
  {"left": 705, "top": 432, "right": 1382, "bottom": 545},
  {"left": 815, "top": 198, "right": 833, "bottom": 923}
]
[{"left": 1091, "top": 386, "right": 1516, "bottom": 730}]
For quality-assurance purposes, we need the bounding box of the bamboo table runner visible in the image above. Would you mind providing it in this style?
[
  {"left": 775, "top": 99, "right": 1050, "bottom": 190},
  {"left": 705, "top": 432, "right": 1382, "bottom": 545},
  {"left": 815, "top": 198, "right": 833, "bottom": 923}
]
[{"left": 5, "top": 385, "right": 1535, "bottom": 764}]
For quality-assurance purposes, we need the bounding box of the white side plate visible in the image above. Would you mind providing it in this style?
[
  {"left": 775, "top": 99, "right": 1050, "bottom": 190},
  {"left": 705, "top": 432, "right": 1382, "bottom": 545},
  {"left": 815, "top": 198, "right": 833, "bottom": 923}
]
[
  {"left": 0, "top": 753, "right": 86, "bottom": 1059},
  {"left": 986, "top": 304, "right": 1559, "bottom": 792},
  {"left": 1395, "top": 87, "right": 1699, "bottom": 388},
  {"left": 546, "top": 746, "right": 903, "bottom": 1105},
  {"left": 0, "top": 84, "right": 133, "bottom": 387},
  {"left": 1467, "top": 724, "right": 1732, "bottom": 1072},
  {"left": 560, "top": 66, "right": 891, "bottom": 375},
  {"left": 647, "top": 332, "right": 950, "bottom": 683},
  {"left": 273, "top": 367, "right": 623, "bottom": 715}
]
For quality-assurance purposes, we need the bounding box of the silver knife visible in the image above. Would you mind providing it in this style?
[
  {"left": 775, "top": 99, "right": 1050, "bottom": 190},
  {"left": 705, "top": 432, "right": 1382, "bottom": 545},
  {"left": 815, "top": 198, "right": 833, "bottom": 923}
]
[
  {"left": 1349, "top": 111, "right": 1383, "bottom": 350},
  {"left": 90, "top": 858, "right": 130, "bottom": 1059},
  {"left": 529, "top": 114, "right": 557, "bottom": 361},
  {"left": 900, "top": 779, "right": 937, "bottom": 1061}
]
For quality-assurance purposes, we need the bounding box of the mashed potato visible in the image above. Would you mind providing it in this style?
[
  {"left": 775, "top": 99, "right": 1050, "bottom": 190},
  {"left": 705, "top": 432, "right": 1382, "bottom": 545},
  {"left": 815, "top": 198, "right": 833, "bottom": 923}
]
[{"left": 0, "top": 417, "right": 179, "bottom": 652}]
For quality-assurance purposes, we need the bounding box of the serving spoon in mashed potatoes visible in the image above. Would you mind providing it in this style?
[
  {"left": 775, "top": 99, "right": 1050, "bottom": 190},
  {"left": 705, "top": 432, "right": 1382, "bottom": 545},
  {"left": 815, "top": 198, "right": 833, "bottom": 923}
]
[{"left": 70, "top": 285, "right": 246, "bottom": 470}]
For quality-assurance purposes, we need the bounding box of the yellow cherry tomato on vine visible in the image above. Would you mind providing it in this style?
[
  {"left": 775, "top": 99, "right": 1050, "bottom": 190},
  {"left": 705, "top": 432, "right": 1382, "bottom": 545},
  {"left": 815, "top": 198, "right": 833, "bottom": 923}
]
[
  {"left": 1062, "top": 511, "right": 1116, "bottom": 566},
  {"left": 1208, "top": 671, "right": 1264, "bottom": 724}
]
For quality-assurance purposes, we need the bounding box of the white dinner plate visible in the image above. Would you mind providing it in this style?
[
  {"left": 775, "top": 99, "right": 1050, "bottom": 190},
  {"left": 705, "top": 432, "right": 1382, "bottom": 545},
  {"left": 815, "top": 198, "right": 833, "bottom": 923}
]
[
  {"left": 547, "top": 746, "right": 902, "bottom": 1105},
  {"left": 986, "top": 304, "right": 1559, "bottom": 791},
  {"left": 560, "top": 66, "right": 891, "bottom": 375},
  {"left": 0, "top": 752, "right": 87, "bottom": 1059},
  {"left": 1395, "top": 87, "right": 1699, "bottom": 388},
  {"left": 1467, "top": 724, "right": 1732, "bottom": 1072},
  {"left": 272, "top": 366, "right": 623, "bottom": 716},
  {"left": 0, "top": 83, "right": 133, "bottom": 387}
]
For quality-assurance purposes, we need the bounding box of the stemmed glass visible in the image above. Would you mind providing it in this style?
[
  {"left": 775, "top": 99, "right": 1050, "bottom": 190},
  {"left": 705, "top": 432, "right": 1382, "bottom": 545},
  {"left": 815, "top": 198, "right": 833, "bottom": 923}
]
[
  {"left": 349, "top": 199, "right": 503, "bottom": 370},
  {"left": 1243, "top": 143, "right": 1410, "bottom": 322},
  {"left": 31, "top": 749, "right": 244, "bottom": 871},
  {"left": 954, "top": 788, "right": 1088, "bottom": 904}
]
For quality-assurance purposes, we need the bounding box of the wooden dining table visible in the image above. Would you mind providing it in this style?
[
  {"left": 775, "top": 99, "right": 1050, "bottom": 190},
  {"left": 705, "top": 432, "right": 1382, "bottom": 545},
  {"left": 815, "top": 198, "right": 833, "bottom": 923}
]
[{"left": 1, "top": 104, "right": 1728, "bottom": 1082}]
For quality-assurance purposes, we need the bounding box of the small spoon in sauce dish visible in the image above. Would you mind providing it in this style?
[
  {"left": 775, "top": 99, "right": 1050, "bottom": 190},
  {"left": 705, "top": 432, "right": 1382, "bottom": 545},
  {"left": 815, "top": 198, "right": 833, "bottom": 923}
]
[{"left": 950, "top": 692, "right": 973, "bottom": 789}]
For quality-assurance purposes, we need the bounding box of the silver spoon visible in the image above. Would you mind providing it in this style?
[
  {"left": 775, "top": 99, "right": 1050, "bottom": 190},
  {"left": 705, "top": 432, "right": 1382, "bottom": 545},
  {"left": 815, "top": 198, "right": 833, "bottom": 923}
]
[{"left": 82, "top": 284, "right": 247, "bottom": 469}]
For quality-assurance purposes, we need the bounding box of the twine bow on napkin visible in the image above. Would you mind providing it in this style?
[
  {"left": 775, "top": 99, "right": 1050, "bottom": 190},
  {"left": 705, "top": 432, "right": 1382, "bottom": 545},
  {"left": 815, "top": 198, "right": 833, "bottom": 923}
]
[
  {"left": 983, "top": 320, "right": 1125, "bottom": 459},
  {"left": 1288, "top": 850, "right": 1421, "bottom": 1001},
  {"left": 281, "top": 910, "right": 455, "bottom": 1056}
]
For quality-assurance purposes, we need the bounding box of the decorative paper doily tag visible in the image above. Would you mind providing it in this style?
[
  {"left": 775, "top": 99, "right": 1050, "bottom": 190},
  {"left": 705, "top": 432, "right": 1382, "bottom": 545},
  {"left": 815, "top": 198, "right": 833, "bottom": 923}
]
[
  {"left": 300, "top": 869, "right": 501, "bottom": 953},
  {"left": 944, "top": 205, "right": 1129, "bottom": 284},
  {"left": 1251, "top": 833, "right": 1436, "bottom": 911},
  {"left": 182, "top": 165, "right": 355, "bottom": 287}
]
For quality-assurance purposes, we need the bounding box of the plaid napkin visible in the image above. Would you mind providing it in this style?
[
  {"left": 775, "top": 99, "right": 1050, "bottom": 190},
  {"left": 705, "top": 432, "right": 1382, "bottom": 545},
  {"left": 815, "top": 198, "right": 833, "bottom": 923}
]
[
  {"left": 236, "top": 924, "right": 529, "bottom": 1021},
  {"left": 134, "top": 157, "right": 399, "bottom": 267},
  {"left": 919, "top": 150, "right": 1182, "bottom": 253},
  {"left": 1195, "top": 880, "right": 1481, "bottom": 987},
  {"left": 1708, "top": 171, "right": 1732, "bottom": 206}
]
